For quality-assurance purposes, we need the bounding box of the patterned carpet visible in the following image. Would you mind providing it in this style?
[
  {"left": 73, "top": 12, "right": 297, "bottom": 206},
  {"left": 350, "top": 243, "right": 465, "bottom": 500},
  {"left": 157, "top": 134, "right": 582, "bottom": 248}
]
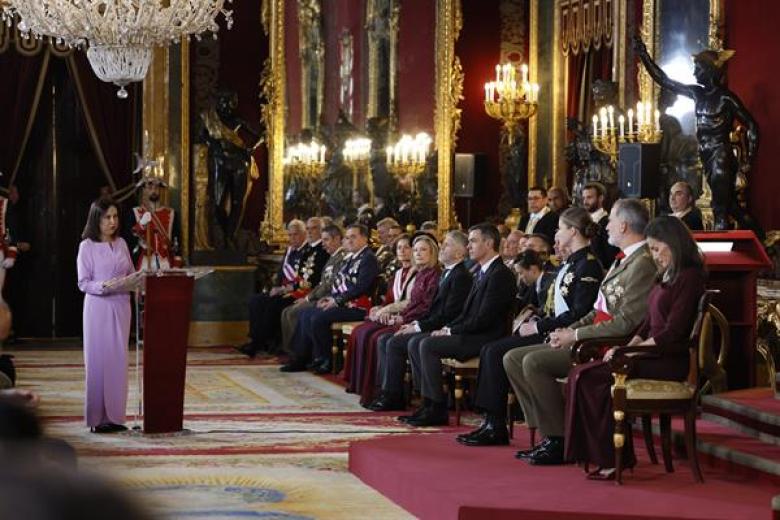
[{"left": 8, "top": 346, "right": 430, "bottom": 519}]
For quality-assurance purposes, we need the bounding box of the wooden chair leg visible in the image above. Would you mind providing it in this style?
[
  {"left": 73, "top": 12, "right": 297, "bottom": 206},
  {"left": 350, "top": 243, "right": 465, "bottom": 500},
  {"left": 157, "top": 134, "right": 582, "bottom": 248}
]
[
  {"left": 507, "top": 393, "right": 515, "bottom": 439},
  {"left": 684, "top": 410, "right": 704, "bottom": 483},
  {"left": 454, "top": 373, "right": 463, "bottom": 426},
  {"left": 613, "top": 384, "right": 628, "bottom": 485},
  {"left": 529, "top": 426, "right": 536, "bottom": 448},
  {"left": 659, "top": 414, "right": 674, "bottom": 473},
  {"left": 331, "top": 330, "right": 341, "bottom": 375},
  {"left": 404, "top": 360, "right": 412, "bottom": 407},
  {"left": 642, "top": 414, "right": 658, "bottom": 464}
]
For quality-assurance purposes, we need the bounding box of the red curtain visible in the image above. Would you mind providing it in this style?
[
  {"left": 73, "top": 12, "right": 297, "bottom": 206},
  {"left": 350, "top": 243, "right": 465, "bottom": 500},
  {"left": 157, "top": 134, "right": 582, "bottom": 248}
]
[
  {"left": 566, "top": 46, "right": 613, "bottom": 123},
  {"left": 0, "top": 50, "right": 50, "bottom": 187},
  {"left": 66, "top": 52, "right": 139, "bottom": 198}
]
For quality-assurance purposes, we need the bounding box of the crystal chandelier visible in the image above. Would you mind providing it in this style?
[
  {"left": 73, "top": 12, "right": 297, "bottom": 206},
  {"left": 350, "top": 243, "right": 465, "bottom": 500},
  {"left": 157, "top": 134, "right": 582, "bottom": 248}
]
[{"left": 2, "top": 1, "right": 234, "bottom": 98}]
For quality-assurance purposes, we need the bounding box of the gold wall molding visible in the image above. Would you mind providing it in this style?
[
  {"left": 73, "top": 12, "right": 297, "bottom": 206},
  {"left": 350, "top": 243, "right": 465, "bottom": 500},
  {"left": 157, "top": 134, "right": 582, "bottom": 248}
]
[
  {"left": 552, "top": 0, "right": 566, "bottom": 188},
  {"left": 559, "top": 0, "right": 614, "bottom": 57},
  {"left": 528, "top": 0, "right": 538, "bottom": 188}
]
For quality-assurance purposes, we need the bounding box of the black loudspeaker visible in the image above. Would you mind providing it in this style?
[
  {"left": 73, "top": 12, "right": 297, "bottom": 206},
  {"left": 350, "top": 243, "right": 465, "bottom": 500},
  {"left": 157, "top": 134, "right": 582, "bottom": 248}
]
[
  {"left": 453, "top": 153, "right": 486, "bottom": 198},
  {"left": 617, "top": 142, "right": 661, "bottom": 198}
]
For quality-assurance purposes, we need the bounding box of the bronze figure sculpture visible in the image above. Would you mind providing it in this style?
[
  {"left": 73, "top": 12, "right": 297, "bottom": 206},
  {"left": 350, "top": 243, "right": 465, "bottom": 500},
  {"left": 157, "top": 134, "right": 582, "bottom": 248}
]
[
  {"left": 200, "top": 91, "right": 262, "bottom": 247},
  {"left": 634, "top": 35, "right": 759, "bottom": 230}
]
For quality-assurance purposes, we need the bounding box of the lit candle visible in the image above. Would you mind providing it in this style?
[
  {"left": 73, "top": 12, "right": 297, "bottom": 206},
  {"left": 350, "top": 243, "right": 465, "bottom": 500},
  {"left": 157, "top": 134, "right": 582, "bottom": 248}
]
[
  {"left": 484, "top": 83, "right": 489, "bottom": 102},
  {"left": 592, "top": 115, "right": 599, "bottom": 136},
  {"left": 654, "top": 109, "right": 660, "bottom": 133},
  {"left": 495, "top": 64, "right": 500, "bottom": 84},
  {"left": 532, "top": 84, "right": 539, "bottom": 102},
  {"left": 600, "top": 114, "right": 608, "bottom": 139},
  {"left": 521, "top": 63, "right": 528, "bottom": 85},
  {"left": 607, "top": 105, "right": 615, "bottom": 134},
  {"left": 636, "top": 102, "right": 644, "bottom": 128},
  {"left": 627, "top": 108, "right": 634, "bottom": 135},
  {"left": 645, "top": 102, "right": 652, "bottom": 131},
  {"left": 618, "top": 114, "right": 625, "bottom": 139}
]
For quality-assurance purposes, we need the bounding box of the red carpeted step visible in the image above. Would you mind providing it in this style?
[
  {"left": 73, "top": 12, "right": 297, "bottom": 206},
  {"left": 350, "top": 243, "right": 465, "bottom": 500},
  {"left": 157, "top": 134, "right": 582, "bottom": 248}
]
[
  {"left": 349, "top": 428, "right": 777, "bottom": 520},
  {"left": 702, "top": 388, "right": 780, "bottom": 441}
]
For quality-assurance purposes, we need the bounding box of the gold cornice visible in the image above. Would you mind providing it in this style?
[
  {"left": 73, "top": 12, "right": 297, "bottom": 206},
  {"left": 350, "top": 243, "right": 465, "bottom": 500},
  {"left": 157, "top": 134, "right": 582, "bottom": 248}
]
[
  {"left": 552, "top": 0, "right": 565, "bottom": 188},
  {"left": 638, "top": 0, "right": 656, "bottom": 104},
  {"left": 709, "top": 0, "right": 724, "bottom": 50}
]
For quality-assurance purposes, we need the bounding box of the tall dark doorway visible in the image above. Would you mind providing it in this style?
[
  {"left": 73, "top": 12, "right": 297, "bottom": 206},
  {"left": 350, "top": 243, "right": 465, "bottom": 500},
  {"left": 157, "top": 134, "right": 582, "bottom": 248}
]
[{"left": 8, "top": 59, "right": 110, "bottom": 338}]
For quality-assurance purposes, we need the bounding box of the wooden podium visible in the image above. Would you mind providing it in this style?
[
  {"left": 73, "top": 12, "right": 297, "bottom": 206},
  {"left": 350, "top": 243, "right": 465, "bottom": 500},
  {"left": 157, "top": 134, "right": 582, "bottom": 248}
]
[
  {"left": 142, "top": 272, "right": 195, "bottom": 433},
  {"left": 693, "top": 231, "right": 771, "bottom": 389}
]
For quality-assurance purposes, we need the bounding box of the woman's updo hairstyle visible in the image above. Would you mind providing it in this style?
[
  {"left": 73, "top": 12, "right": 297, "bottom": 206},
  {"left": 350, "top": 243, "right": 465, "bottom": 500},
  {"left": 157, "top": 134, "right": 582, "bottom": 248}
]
[{"left": 559, "top": 206, "right": 600, "bottom": 239}]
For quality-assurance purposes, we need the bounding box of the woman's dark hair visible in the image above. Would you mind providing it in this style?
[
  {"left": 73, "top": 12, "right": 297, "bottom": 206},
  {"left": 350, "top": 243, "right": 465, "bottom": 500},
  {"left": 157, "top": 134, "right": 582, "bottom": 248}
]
[
  {"left": 644, "top": 216, "right": 704, "bottom": 283},
  {"left": 514, "top": 249, "right": 546, "bottom": 271},
  {"left": 559, "top": 206, "right": 600, "bottom": 239},
  {"left": 392, "top": 233, "right": 412, "bottom": 256},
  {"left": 81, "top": 197, "right": 119, "bottom": 242}
]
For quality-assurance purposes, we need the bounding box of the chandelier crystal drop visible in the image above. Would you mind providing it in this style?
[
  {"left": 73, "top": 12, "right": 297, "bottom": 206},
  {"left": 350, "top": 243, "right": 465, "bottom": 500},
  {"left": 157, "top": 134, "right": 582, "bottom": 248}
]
[{"left": 2, "top": 1, "right": 234, "bottom": 98}]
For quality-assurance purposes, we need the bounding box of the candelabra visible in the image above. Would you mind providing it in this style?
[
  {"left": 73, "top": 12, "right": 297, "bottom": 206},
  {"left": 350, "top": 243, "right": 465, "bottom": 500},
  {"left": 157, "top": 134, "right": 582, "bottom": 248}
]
[
  {"left": 591, "top": 101, "right": 662, "bottom": 163},
  {"left": 386, "top": 133, "right": 431, "bottom": 201},
  {"left": 343, "top": 138, "right": 373, "bottom": 206},
  {"left": 484, "top": 63, "right": 540, "bottom": 144},
  {"left": 283, "top": 141, "right": 327, "bottom": 176}
]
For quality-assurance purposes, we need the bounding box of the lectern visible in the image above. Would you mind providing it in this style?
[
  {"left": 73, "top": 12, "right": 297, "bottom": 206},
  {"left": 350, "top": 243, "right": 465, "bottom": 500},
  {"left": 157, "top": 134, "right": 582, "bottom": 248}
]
[
  {"left": 693, "top": 231, "right": 771, "bottom": 389},
  {"left": 140, "top": 272, "right": 196, "bottom": 433}
]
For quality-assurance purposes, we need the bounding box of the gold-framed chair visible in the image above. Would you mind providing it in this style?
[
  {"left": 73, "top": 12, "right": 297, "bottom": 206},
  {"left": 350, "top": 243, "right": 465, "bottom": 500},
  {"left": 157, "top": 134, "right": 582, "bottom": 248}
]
[
  {"left": 331, "top": 321, "right": 364, "bottom": 375},
  {"left": 441, "top": 357, "right": 479, "bottom": 425},
  {"left": 606, "top": 291, "right": 717, "bottom": 484}
]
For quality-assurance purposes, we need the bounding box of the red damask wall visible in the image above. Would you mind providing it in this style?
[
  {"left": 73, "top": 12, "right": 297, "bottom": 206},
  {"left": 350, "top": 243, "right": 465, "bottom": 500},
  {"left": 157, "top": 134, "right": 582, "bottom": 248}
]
[
  {"left": 455, "top": 0, "right": 503, "bottom": 225},
  {"left": 725, "top": 0, "right": 780, "bottom": 230},
  {"left": 398, "top": 0, "right": 436, "bottom": 133}
]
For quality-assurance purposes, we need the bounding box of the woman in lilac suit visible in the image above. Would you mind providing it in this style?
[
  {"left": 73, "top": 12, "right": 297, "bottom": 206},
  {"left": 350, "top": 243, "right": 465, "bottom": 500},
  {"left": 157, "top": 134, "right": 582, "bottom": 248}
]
[{"left": 77, "top": 198, "right": 136, "bottom": 433}]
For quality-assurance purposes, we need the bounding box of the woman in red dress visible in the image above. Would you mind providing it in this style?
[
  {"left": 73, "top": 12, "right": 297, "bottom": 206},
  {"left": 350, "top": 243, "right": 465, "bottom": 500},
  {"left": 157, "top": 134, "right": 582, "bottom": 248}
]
[{"left": 564, "top": 216, "right": 705, "bottom": 480}]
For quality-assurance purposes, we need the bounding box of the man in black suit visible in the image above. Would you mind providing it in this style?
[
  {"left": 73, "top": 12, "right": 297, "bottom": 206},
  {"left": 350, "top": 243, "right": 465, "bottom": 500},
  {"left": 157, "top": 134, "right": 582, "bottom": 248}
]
[
  {"left": 518, "top": 186, "right": 558, "bottom": 244},
  {"left": 238, "top": 218, "right": 329, "bottom": 356},
  {"left": 405, "top": 223, "right": 518, "bottom": 427},
  {"left": 367, "top": 230, "right": 473, "bottom": 411},
  {"left": 668, "top": 181, "right": 704, "bottom": 230},
  {"left": 582, "top": 182, "right": 620, "bottom": 268},
  {"left": 282, "top": 223, "right": 379, "bottom": 374}
]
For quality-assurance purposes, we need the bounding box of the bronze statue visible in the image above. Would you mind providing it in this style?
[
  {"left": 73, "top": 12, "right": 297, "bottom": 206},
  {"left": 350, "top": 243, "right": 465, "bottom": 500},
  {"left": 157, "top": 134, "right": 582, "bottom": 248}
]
[
  {"left": 200, "top": 91, "right": 262, "bottom": 247},
  {"left": 634, "top": 35, "right": 759, "bottom": 230}
]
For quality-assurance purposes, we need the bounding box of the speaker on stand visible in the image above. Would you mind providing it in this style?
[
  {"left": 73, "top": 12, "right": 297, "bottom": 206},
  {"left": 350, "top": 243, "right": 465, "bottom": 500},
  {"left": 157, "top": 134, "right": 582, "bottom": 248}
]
[
  {"left": 617, "top": 142, "right": 661, "bottom": 216},
  {"left": 454, "top": 153, "right": 485, "bottom": 227}
]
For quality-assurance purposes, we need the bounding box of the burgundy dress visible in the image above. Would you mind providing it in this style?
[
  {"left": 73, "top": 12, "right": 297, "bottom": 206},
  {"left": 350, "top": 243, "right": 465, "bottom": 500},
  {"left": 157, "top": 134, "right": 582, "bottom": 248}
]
[
  {"left": 345, "top": 266, "right": 440, "bottom": 405},
  {"left": 564, "top": 267, "right": 705, "bottom": 468}
]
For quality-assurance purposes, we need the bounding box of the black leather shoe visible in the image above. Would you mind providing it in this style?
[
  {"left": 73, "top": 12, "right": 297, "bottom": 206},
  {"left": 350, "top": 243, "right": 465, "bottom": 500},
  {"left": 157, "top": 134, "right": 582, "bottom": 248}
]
[
  {"left": 280, "top": 360, "right": 307, "bottom": 372},
  {"left": 527, "top": 437, "right": 565, "bottom": 465},
  {"left": 235, "top": 343, "right": 259, "bottom": 358},
  {"left": 313, "top": 360, "right": 332, "bottom": 375},
  {"left": 91, "top": 423, "right": 128, "bottom": 434},
  {"left": 456, "top": 424, "right": 486, "bottom": 442},
  {"left": 368, "top": 395, "right": 405, "bottom": 412},
  {"left": 397, "top": 406, "right": 426, "bottom": 423},
  {"left": 406, "top": 407, "right": 449, "bottom": 427},
  {"left": 458, "top": 422, "right": 509, "bottom": 446},
  {"left": 515, "top": 437, "right": 552, "bottom": 459}
]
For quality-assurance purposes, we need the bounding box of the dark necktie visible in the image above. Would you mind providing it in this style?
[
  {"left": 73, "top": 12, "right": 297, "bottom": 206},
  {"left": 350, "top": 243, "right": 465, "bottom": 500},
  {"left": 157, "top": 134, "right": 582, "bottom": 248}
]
[{"left": 439, "top": 268, "right": 451, "bottom": 286}]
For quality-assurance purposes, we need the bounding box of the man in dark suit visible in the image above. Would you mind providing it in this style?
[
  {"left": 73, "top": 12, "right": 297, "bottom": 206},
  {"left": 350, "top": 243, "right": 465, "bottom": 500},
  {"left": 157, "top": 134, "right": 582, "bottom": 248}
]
[
  {"left": 582, "top": 182, "right": 620, "bottom": 268},
  {"left": 282, "top": 223, "right": 379, "bottom": 374},
  {"left": 367, "top": 230, "right": 472, "bottom": 411},
  {"left": 405, "top": 223, "right": 517, "bottom": 427},
  {"left": 668, "top": 181, "right": 704, "bottom": 230},
  {"left": 238, "top": 218, "right": 328, "bottom": 356},
  {"left": 518, "top": 186, "right": 558, "bottom": 244}
]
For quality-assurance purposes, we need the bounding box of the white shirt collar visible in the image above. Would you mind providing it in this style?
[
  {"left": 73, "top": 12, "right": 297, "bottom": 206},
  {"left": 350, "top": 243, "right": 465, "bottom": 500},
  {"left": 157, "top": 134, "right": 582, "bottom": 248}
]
[
  {"left": 443, "top": 260, "right": 462, "bottom": 270},
  {"left": 308, "top": 239, "right": 322, "bottom": 248},
  {"left": 589, "top": 208, "right": 608, "bottom": 223},
  {"left": 621, "top": 240, "right": 647, "bottom": 259},
  {"left": 530, "top": 206, "right": 550, "bottom": 220},
  {"left": 480, "top": 254, "right": 501, "bottom": 273},
  {"left": 353, "top": 245, "right": 369, "bottom": 257},
  {"left": 672, "top": 207, "right": 692, "bottom": 219}
]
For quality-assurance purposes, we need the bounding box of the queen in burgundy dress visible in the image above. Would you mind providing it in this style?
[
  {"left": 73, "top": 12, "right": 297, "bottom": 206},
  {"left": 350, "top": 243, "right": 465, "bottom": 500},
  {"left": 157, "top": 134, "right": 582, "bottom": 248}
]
[
  {"left": 564, "top": 216, "right": 705, "bottom": 480},
  {"left": 77, "top": 198, "right": 137, "bottom": 434}
]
